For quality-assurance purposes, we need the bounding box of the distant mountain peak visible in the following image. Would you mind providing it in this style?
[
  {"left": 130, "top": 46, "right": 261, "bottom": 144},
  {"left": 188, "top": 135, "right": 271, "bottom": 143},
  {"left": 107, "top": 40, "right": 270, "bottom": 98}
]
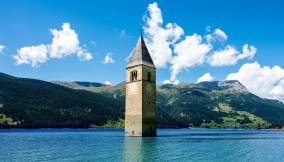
[
  {"left": 193, "top": 80, "right": 248, "bottom": 93},
  {"left": 114, "top": 81, "right": 125, "bottom": 87},
  {"left": 159, "top": 80, "right": 248, "bottom": 94},
  {"left": 218, "top": 80, "right": 248, "bottom": 93},
  {"left": 51, "top": 81, "right": 109, "bottom": 90}
]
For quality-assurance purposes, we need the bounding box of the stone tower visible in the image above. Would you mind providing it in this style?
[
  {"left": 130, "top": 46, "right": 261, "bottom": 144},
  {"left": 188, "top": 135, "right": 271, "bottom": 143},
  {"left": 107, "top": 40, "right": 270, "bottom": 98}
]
[{"left": 125, "top": 35, "right": 156, "bottom": 137}]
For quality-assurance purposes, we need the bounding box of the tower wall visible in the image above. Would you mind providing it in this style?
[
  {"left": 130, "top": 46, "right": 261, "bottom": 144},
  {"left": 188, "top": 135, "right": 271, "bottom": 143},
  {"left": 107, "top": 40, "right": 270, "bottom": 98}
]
[
  {"left": 125, "top": 65, "right": 156, "bottom": 137},
  {"left": 142, "top": 65, "right": 156, "bottom": 137},
  {"left": 125, "top": 66, "right": 143, "bottom": 136}
]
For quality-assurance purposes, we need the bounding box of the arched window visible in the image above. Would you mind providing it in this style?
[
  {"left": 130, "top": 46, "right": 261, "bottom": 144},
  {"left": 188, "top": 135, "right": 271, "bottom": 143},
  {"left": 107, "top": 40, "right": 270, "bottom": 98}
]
[
  {"left": 147, "top": 72, "right": 151, "bottom": 81},
  {"left": 130, "top": 70, "right": 137, "bottom": 82}
]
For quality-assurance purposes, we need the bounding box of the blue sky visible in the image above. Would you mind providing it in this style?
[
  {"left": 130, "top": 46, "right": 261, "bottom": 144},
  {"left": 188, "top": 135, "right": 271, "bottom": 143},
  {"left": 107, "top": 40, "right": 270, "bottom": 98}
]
[{"left": 1, "top": 0, "right": 284, "bottom": 101}]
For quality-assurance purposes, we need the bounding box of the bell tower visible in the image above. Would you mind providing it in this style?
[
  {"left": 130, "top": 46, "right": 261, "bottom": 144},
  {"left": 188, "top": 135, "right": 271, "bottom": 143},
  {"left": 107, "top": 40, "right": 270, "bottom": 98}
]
[{"left": 125, "top": 34, "right": 156, "bottom": 137}]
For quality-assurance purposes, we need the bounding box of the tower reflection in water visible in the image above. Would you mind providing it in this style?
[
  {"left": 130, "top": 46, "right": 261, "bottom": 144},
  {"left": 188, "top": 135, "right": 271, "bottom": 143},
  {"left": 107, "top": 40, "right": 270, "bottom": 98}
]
[{"left": 123, "top": 137, "right": 157, "bottom": 161}]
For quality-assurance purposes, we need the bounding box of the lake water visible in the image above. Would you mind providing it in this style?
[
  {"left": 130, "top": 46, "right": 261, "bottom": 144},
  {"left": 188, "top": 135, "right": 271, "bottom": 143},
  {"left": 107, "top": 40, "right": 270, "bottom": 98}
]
[{"left": 0, "top": 129, "right": 284, "bottom": 162}]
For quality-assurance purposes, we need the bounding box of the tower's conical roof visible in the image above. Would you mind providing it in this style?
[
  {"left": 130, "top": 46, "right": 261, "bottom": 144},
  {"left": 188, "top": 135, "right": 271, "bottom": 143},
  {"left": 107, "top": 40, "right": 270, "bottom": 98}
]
[{"left": 127, "top": 36, "right": 155, "bottom": 68}]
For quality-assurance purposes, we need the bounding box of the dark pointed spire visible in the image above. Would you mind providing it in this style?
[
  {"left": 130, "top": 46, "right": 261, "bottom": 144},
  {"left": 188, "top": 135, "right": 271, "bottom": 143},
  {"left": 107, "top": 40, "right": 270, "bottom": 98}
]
[{"left": 127, "top": 35, "right": 155, "bottom": 68}]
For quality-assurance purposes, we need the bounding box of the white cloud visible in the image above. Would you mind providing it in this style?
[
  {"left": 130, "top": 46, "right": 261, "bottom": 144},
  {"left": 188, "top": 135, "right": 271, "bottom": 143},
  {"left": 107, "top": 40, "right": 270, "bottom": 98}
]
[
  {"left": 143, "top": 2, "right": 257, "bottom": 83},
  {"left": 49, "top": 23, "right": 80, "bottom": 58},
  {"left": 104, "top": 81, "right": 112, "bottom": 86},
  {"left": 271, "top": 79, "right": 284, "bottom": 102},
  {"left": 208, "top": 44, "right": 256, "bottom": 67},
  {"left": 214, "top": 28, "right": 228, "bottom": 40},
  {"left": 238, "top": 44, "right": 257, "bottom": 59},
  {"left": 171, "top": 34, "right": 211, "bottom": 82},
  {"left": 13, "top": 23, "right": 92, "bottom": 67},
  {"left": 208, "top": 45, "right": 238, "bottom": 66},
  {"left": 226, "top": 62, "right": 284, "bottom": 102},
  {"left": 162, "top": 80, "right": 171, "bottom": 84},
  {"left": 197, "top": 73, "right": 214, "bottom": 83},
  {"left": 0, "top": 45, "right": 5, "bottom": 53},
  {"left": 163, "top": 79, "right": 179, "bottom": 85},
  {"left": 49, "top": 23, "right": 92, "bottom": 61},
  {"left": 205, "top": 28, "right": 227, "bottom": 42},
  {"left": 77, "top": 48, "right": 93, "bottom": 61},
  {"left": 103, "top": 53, "right": 115, "bottom": 64},
  {"left": 144, "top": 2, "right": 184, "bottom": 68},
  {"left": 13, "top": 44, "right": 49, "bottom": 67}
]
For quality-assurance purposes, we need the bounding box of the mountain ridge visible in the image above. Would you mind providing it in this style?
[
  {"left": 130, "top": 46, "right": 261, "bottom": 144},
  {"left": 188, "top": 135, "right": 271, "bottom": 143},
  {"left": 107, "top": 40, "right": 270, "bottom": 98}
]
[
  {"left": 1, "top": 72, "right": 284, "bottom": 129},
  {"left": 0, "top": 72, "right": 122, "bottom": 128},
  {"left": 53, "top": 78, "right": 284, "bottom": 128}
]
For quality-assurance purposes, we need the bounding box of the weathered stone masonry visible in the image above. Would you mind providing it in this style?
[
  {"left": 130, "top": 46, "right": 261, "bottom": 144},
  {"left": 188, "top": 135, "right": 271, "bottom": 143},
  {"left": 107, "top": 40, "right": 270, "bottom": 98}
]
[{"left": 125, "top": 35, "right": 156, "bottom": 137}]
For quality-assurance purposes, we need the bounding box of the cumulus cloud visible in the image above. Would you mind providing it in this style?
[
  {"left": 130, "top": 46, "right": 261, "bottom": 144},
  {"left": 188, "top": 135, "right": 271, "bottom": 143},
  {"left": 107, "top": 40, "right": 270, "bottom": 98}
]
[
  {"left": 270, "top": 79, "right": 284, "bottom": 102},
  {"left": 197, "top": 73, "right": 214, "bottom": 83},
  {"left": 206, "top": 28, "right": 228, "bottom": 42},
  {"left": 208, "top": 45, "right": 238, "bottom": 66},
  {"left": 239, "top": 44, "right": 257, "bottom": 59},
  {"left": 163, "top": 79, "right": 179, "bottom": 85},
  {"left": 13, "top": 23, "right": 92, "bottom": 67},
  {"left": 226, "top": 62, "right": 284, "bottom": 102},
  {"left": 162, "top": 80, "right": 171, "bottom": 84},
  {"left": 143, "top": 2, "right": 184, "bottom": 68},
  {"left": 0, "top": 45, "right": 5, "bottom": 53},
  {"left": 49, "top": 23, "right": 79, "bottom": 58},
  {"left": 214, "top": 28, "right": 228, "bottom": 40},
  {"left": 171, "top": 34, "right": 211, "bottom": 82},
  {"left": 208, "top": 44, "right": 256, "bottom": 67},
  {"left": 103, "top": 53, "right": 115, "bottom": 64},
  {"left": 14, "top": 44, "right": 48, "bottom": 67},
  {"left": 143, "top": 2, "right": 256, "bottom": 84},
  {"left": 77, "top": 48, "right": 93, "bottom": 61},
  {"left": 104, "top": 81, "right": 112, "bottom": 86}
]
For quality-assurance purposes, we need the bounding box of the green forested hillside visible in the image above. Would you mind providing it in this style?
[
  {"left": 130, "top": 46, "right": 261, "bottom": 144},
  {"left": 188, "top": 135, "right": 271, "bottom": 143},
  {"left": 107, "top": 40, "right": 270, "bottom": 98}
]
[
  {"left": 1, "top": 72, "right": 284, "bottom": 129},
  {"left": 61, "top": 80, "right": 284, "bottom": 129},
  {"left": 0, "top": 73, "right": 122, "bottom": 128},
  {"left": 155, "top": 82, "right": 284, "bottom": 129}
]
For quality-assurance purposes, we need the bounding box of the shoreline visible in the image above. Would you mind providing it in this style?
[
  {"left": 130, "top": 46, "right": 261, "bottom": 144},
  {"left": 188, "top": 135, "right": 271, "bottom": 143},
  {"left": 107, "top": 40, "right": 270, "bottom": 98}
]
[{"left": 1, "top": 127, "right": 284, "bottom": 131}]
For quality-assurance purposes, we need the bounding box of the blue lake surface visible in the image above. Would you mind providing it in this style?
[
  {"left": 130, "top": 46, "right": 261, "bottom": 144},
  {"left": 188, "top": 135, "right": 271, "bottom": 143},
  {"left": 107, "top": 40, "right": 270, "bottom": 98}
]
[{"left": 0, "top": 128, "right": 284, "bottom": 162}]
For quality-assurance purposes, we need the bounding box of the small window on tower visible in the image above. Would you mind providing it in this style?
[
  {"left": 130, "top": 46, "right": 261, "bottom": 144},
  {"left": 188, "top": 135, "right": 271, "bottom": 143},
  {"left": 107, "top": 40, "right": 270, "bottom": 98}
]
[
  {"left": 147, "top": 72, "right": 151, "bottom": 81},
  {"left": 130, "top": 70, "right": 137, "bottom": 82}
]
